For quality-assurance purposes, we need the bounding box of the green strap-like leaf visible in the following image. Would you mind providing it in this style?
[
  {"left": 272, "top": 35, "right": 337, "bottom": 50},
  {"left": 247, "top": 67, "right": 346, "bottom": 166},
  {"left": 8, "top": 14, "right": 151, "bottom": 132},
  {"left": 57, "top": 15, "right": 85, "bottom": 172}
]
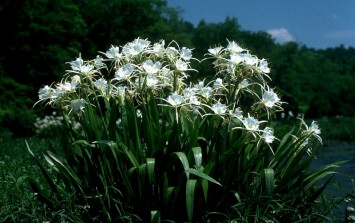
[
  {"left": 185, "top": 168, "right": 222, "bottom": 186},
  {"left": 147, "top": 158, "right": 155, "bottom": 184},
  {"left": 151, "top": 210, "right": 161, "bottom": 223},
  {"left": 264, "top": 168, "right": 274, "bottom": 196},
  {"left": 186, "top": 179, "right": 197, "bottom": 222},
  {"left": 173, "top": 152, "right": 190, "bottom": 178},
  {"left": 192, "top": 147, "right": 202, "bottom": 168}
]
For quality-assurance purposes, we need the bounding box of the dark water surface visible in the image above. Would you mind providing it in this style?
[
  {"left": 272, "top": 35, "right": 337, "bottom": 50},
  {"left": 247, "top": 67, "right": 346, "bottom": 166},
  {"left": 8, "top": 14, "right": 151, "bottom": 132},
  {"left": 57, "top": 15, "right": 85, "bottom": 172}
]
[{"left": 311, "top": 141, "right": 355, "bottom": 222}]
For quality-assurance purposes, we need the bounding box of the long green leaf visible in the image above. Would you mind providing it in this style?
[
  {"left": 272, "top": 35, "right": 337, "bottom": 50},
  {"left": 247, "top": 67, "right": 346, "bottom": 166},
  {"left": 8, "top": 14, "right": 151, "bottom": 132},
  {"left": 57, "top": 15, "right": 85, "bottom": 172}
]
[
  {"left": 186, "top": 179, "right": 197, "bottom": 222},
  {"left": 151, "top": 210, "right": 161, "bottom": 223},
  {"left": 26, "top": 141, "right": 59, "bottom": 194},
  {"left": 147, "top": 158, "right": 155, "bottom": 184},
  {"left": 185, "top": 168, "right": 222, "bottom": 186},
  {"left": 173, "top": 152, "right": 190, "bottom": 178},
  {"left": 264, "top": 168, "right": 274, "bottom": 196},
  {"left": 191, "top": 147, "right": 202, "bottom": 169}
]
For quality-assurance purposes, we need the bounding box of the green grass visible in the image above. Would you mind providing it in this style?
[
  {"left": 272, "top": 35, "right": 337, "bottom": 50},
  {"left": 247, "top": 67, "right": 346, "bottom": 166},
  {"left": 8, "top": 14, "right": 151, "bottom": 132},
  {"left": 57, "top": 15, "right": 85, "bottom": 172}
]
[{"left": 0, "top": 137, "right": 85, "bottom": 222}]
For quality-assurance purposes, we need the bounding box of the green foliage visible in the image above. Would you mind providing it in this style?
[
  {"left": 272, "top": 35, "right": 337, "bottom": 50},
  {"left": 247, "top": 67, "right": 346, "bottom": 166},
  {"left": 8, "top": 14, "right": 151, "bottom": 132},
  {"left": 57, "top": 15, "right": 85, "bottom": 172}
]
[
  {"left": 0, "top": 74, "right": 36, "bottom": 137},
  {"left": 26, "top": 38, "right": 350, "bottom": 222},
  {"left": 0, "top": 137, "right": 86, "bottom": 222}
]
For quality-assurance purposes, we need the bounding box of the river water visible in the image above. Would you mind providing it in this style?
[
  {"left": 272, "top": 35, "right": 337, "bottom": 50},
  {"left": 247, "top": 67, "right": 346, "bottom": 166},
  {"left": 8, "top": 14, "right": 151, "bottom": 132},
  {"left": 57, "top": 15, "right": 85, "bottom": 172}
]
[{"left": 311, "top": 141, "right": 355, "bottom": 222}]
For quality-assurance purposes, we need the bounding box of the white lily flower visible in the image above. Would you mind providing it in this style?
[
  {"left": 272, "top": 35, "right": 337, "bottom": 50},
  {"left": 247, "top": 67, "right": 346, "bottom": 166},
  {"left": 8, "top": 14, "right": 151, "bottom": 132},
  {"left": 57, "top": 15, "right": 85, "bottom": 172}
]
[
  {"left": 166, "top": 47, "right": 179, "bottom": 58},
  {"left": 310, "top": 121, "right": 321, "bottom": 135},
  {"left": 180, "top": 47, "right": 192, "bottom": 61},
  {"left": 213, "top": 78, "right": 223, "bottom": 89},
  {"left": 167, "top": 92, "right": 184, "bottom": 107},
  {"left": 233, "top": 107, "right": 243, "bottom": 119},
  {"left": 115, "top": 64, "right": 134, "bottom": 80},
  {"left": 242, "top": 53, "right": 258, "bottom": 66},
  {"left": 142, "top": 60, "right": 161, "bottom": 74},
  {"left": 208, "top": 46, "right": 223, "bottom": 56},
  {"left": 200, "top": 86, "right": 213, "bottom": 99},
  {"left": 175, "top": 59, "right": 188, "bottom": 71},
  {"left": 153, "top": 40, "right": 165, "bottom": 57},
  {"left": 38, "top": 85, "right": 53, "bottom": 100},
  {"left": 258, "top": 59, "right": 270, "bottom": 73},
  {"left": 262, "top": 127, "right": 275, "bottom": 143},
  {"left": 104, "top": 46, "right": 122, "bottom": 60},
  {"left": 70, "top": 56, "right": 84, "bottom": 71},
  {"left": 146, "top": 75, "right": 159, "bottom": 88},
  {"left": 230, "top": 53, "right": 244, "bottom": 65},
  {"left": 262, "top": 89, "right": 280, "bottom": 108},
  {"left": 122, "top": 38, "right": 150, "bottom": 56},
  {"left": 238, "top": 79, "right": 250, "bottom": 89},
  {"left": 227, "top": 40, "right": 245, "bottom": 53},
  {"left": 70, "top": 99, "right": 86, "bottom": 112},
  {"left": 243, "top": 114, "right": 261, "bottom": 131},
  {"left": 94, "top": 78, "right": 108, "bottom": 92},
  {"left": 211, "top": 102, "right": 227, "bottom": 115}
]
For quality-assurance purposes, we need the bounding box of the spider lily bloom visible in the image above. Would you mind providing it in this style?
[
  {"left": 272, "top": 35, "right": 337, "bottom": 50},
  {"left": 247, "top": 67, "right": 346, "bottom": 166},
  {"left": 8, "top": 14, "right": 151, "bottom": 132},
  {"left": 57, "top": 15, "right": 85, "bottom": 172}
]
[
  {"left": 152, "top": 40, "right": 165, "bottom": 57},
  {"left": 258, "top": 59, "right": 270, "bottom": 74},
  {"left": 300, "top": 119, "right": 322, "bottom": 144},
  {"left": 166, "top": 47, "right": 179, "bottom": 58},
  {"left": 94, "top": 55, "right": 105, "bottom": 68},
  {"left": 193, "top": 80, "right": 205, "bottom": 91},
  {"left": 262, "top": 88, "right": 281, "bottom": 108},
  {"left": 238, "top": 79, "right": 250, "bottom": 89},
  {"left": 227, "top": 40, "right": 245, "bottom": 53},
  {"left": 70, "top": 99, "right": 86, "bottom": 113},
  {"left": 180, "top": 47, "right": 192, "bottom": 61},
  {"left": 166, "top": 92, "right": 185, "bottom": 107},
  {"left": 211, "top": 102, "right": 227, "bottom": 115},
  {"left": 308, "top": 121, "right": 322, "bottom": 143},
  {"left": 71, "top": 75, "right": 81, "bottom": 87},
  {"left": 146, "top": 75, "right": 159, "bottom": 88},
  {"left": 94, "top": 78, "right": 109, "bottom": 97},
  {"left": 243, "top": 116, "right": 259, "bottom": 131},
  {"left": 80, "top": 64, "right": 95, "bottom": 75},
  {"left": 104, "top": 45, "right": 122, "bottom": 60},
  {"left": 213, "top": 78, "right": 224, "bottom": 90},
  {"left": 38, "top": 85, "right": 54, "bottom": 101},
  {"left": 207, "top": 46, "right": 223, "bottom": 56},
  {"left": 199, "top": 86, "right": 213, "bottom": 99},
  {"left": 230, "top": 53, "right": 244, "bottom": 65},
  {"left": 310, "top": 121, "right": 321, "bottom": 135},
  {"left": 262, "top": 127, "right": 275, "bottom": 144},
  {"left": 188, "top": 96, "right": 201, "bottom": 106},
  {"left": 175, "top": 59, "right": 188, "bottom": 71},
  {"left": 182, "top": 87, "right": 196, "bottom": 98},
  {"left": 122, "top": 38, "right": 150, "bottom": 57},
  {"left": 242, "top": 53, "right": 258, "bottom": 66},
  {"left": 114, "top": 64, "right": 135, "bottom": 81},
  {"left": 58, "top": 82, "right": 76, "bottom": 93},
  {"left": 142, "top": 60, "right": 161, "bottom": 74},
  {"left": 50, "top": 82, "right": 76, "bottom": 102},
  {"left": 70, "top": 56, "right": 84, "bottom": 71},
  {"left": 232, "top": 107, "right": 243, "bottom": 120},
  {"left": 242, "top": 114, "right": 265, "bottom": 131}
]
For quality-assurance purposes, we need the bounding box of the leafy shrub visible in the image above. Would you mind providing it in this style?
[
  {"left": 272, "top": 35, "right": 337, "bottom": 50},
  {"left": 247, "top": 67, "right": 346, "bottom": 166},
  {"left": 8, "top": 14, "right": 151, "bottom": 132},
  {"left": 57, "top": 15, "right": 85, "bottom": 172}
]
[{"left": 27, "top": 38, "right": 346, "bottom": 222}]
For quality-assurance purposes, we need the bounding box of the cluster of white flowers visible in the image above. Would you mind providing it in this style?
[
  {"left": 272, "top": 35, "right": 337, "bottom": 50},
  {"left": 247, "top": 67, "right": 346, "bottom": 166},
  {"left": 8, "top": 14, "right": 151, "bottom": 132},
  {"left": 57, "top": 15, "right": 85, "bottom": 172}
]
[
  {"left": 34, "top": 112, "right": 81, "bottom": 136},
  {"left": 36, "top": 38, "right": 321, "bottom": 147}
]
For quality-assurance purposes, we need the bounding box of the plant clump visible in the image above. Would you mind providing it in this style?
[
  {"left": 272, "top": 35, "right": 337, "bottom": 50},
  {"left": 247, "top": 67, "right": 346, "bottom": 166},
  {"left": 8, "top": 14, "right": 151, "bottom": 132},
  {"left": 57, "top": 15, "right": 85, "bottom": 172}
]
[{"left": 29, "top": 37, "right": 343, "bottom": 222}]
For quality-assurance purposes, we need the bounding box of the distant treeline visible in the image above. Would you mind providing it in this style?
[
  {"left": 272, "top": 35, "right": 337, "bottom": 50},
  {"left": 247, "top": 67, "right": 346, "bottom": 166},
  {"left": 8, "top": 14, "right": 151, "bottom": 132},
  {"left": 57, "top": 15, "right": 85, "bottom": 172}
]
[{"left": 1, "top": 0, "right": 354, "bottom": 137}]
